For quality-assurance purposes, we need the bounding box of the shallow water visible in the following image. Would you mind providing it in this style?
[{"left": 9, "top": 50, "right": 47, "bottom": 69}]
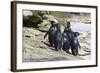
[{"left": 71, "top": 22, "right": 91, "bottom": 32}]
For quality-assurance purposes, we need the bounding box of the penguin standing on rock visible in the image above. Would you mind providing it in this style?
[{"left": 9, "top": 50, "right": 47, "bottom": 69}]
[
  {"left": 62, "top": 22, "right": 74, "bottom": 52},
  {"left": 44, "top": 20, "right": 60, "bottom": 48}
]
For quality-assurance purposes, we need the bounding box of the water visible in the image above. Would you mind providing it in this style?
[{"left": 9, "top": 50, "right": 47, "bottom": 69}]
[{"left": 71, "top": 22, "right": 91, "bottom": 32}]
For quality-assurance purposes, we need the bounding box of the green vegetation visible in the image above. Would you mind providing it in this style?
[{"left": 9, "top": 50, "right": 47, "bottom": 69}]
[{"left": 51, "top": 11, "right": 71, "bottom": 18}]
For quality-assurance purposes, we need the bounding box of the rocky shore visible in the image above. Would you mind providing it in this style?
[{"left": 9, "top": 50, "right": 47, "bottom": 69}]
[{"left": 22, "top": 26, "right": 91, "bottom": 62}]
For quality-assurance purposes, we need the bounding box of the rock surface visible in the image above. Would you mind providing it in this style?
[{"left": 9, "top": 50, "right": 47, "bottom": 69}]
[{"left": 22, "top": 26, "right": 91, "bottom": 62}]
